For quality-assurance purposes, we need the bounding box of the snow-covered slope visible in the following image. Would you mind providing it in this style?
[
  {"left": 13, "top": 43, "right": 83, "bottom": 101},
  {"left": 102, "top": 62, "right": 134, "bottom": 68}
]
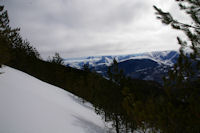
[{"left": 0, "top": 66, "right": 107, "bottom": 133}]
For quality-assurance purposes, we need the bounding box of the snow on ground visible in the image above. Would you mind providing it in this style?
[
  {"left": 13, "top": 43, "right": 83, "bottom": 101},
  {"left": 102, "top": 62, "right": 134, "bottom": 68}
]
[{"left": 0, "top": 66, "right": 109, "bottom": 133}]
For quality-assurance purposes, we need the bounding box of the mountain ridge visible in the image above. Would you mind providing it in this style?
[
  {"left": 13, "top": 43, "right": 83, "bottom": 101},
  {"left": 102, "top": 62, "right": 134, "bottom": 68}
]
[{"left": 64, "top": 50, "right": 179, "bottom": 84}]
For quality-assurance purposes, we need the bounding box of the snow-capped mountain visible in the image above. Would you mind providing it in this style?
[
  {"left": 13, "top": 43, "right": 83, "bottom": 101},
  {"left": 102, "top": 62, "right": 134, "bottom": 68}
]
[{"left": 64, "top": 50, "right": 179, "bottom": 84}]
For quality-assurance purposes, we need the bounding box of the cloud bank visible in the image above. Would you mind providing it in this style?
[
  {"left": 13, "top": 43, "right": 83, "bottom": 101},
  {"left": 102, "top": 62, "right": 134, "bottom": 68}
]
[{"left": 1, "top": 0, "right": 187, "bottom": 58}]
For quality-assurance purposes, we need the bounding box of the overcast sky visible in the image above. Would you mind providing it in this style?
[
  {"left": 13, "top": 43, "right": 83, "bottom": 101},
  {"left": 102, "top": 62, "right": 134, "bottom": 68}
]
[{"left": 1, "top": 0, "right": 189, "bottom": 58}]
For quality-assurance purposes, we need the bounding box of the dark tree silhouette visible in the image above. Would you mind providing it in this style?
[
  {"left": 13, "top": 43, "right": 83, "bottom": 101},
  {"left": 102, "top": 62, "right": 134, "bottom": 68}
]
[
  {"left": 0, "top": 5, "right": 12, "bottom": 67},
  {"left": 151, "top": 1, "right": 200, "bottom": 132},
  {"left": 49, "top": 52, "right": 64, "bottom": 65}
]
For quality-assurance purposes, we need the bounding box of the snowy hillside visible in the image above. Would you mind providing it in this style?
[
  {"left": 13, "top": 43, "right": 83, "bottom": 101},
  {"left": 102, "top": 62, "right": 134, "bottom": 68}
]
[{"left": 0, "top": 66, "right": 108, "bottom": 133}]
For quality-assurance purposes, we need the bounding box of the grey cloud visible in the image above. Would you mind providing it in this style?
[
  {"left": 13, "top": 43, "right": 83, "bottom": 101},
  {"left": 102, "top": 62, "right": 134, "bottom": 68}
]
[{"left": 1, "top": 0, "right": 185, "bottom": 58}]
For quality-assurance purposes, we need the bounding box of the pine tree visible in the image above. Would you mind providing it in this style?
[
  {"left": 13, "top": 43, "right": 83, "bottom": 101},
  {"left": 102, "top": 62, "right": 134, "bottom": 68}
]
[
  {"left": 0, "top": 35, "right": 10, "bottom": 67},
  {"left": 107, "top": 58, "right": 125, "bottom": 133},
  {"left": 0, "top": 5, "right": 40, "bottom": 69},
  {"left": 154, "top": 1, "right": 200, "bottom": 132},
  {"left": 50, "top": 52, "right": 64, "bottom": 65},
  {"left": 0, "top": 5, "right": 11, "bottom": 67},
  {"left": 154, "top": 1, "right": 200, "bottom": 86}
]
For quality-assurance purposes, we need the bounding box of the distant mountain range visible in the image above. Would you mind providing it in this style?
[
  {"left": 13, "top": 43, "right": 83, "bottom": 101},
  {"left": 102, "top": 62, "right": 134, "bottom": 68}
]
[{"left": 64, "top": 50, "right": 179, "bottom": 84}]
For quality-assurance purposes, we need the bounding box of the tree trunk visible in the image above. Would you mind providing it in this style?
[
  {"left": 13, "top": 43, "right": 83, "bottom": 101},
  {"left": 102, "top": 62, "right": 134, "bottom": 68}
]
[
  {"left": 115, "top": 114, "right": 119, "bottom": 133},
  {"left": 104, "top": 111, "right": 107, "bottom": 121}
]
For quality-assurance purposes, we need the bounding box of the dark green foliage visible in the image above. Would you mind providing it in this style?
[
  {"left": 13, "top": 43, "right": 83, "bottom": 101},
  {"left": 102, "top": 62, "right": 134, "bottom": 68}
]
[
  {"left": 0, "top": 35, "right": 10, "bottom": 67},
  {"left": 106, "top": 59, "right": 125, "bottom": 133},
  {"left": 0, "top": 5, "right": 40, "bottom": 69},
  {"left": 95, "top": 59, "right": 162, "bottom": 133},
  {"left": 48, "top": 52, "right": 64, "bottom": 65},
  {"left": 83, "top": 63, "right": 90, "bottom": 72},
  {"left": 120, "top": 1, "right": 200, "bottom": 133},
  {"left": 0, "top": 6, "right": 11, "bottom": 67}
]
